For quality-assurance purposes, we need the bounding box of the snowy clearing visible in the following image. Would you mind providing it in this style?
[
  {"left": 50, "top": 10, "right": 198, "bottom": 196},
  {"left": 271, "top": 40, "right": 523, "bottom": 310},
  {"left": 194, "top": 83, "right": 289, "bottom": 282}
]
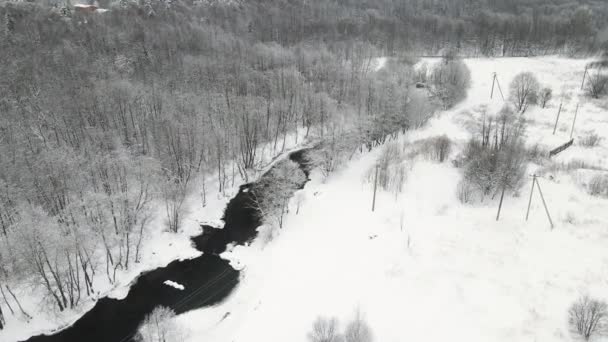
[{"left": 176, "top": 57, "right": 608, "bottom": 342}]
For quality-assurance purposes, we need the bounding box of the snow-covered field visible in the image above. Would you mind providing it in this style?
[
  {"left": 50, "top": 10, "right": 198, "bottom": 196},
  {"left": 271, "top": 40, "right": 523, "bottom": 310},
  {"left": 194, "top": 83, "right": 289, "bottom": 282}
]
[{"left": 177, "top": 57, "right": 608, "bottom": 342}]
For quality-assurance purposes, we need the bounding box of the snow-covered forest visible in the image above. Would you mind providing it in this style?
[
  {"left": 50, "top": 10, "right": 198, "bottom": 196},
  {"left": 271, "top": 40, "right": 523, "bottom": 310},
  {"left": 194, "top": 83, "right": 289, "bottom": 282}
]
[{"left": 1, "top": 0, "right": 608, "bottom": 341}]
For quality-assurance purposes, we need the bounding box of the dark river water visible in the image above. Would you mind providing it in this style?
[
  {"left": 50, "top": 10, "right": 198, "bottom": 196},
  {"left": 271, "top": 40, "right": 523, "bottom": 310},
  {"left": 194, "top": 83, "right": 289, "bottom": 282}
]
[{"left": 22, "top": 149, "right": 311, "bottom": 342}]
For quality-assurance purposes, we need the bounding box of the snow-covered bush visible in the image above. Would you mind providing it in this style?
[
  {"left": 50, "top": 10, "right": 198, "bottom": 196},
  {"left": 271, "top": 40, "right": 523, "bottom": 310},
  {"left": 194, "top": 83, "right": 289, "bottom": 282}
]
[
  {"left": 460, "top": 108, "right": 527, "bottom": 201},
  {"left": 308, "top": 316, "right": 342, "bottom": 342},
  {"left": 308, "top": 311, "right": 374, "bottom": 342},
  {"left": 568, "top": 295, "right": 607, "bottom": 341},
  {"left": 344, "top": 311, "right": 373, "bottom": 342},
  {"left": 462, "top": 138, "right": 527, "bottom": 201},
  {"left": 563, "top": 211, "right": 577, "bottom": 225},
  {"left": 588, "top": 174, "right": 608, "bottom": 197},
  {"left": 585, "top": 72, "right": 608, "bottom": 98},
  {"left": 539, "top": 86, "right": 552, "bottom": 108},
  {"left": 420, "top": 135, "right": 452, "bottom": 163},
  {"left": 367, "top": 142, "right": 407, "bottom": 196},
  {"left": 415, "top": 62, "right": 428, "bottom": 83},
  {"left": 526, "top": 143, "right": 548, "bottom": 161},
  {"left": 509, "top": 72, "right": 540, "bottom": 113},
  {"left": 580, "top": 133, "right": 601, "bottom": 148},
  {"left": 137, "top": 306, "right": 185, "bottom": 342},
  {"left": 428, "top": 55, "right": 471, "bottom": 109},
  {"left": 542, "top": 159, "right": 605, "bottom": 174},
  {"left": 249, "top": 159, "right": 307, "bottom": 229},
  {"left": 456, "top": 178, "right": 474, "bottom": 204},
  {"left": 310, "top": 130, "right": 360, "bottom": 179}
]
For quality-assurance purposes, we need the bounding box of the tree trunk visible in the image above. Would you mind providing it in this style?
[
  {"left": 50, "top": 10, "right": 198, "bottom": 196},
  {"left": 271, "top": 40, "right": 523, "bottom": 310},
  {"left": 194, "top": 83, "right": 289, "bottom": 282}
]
[{"left": 5, "top": 285, "right": 31, "bottom": 320}]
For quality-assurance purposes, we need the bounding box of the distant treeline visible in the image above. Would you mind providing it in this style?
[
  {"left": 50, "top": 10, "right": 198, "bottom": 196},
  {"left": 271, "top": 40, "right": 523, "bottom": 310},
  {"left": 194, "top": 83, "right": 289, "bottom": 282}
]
[{"left": 201, "top": 0, "right": 608, "bottom": 56}]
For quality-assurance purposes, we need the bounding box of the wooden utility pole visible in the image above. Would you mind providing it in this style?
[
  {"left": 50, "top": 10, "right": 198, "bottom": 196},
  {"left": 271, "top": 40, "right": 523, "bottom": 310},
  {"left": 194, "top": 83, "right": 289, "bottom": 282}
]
[
  {"left": 535, "top": 178, "right": 554, "bottom": 230},
  {"left": 371, "top": 164, "right": 379, "bottom": 212},
  {"left": 581, "top": 65, "right": 589, "bottom": 90},
  {"left": 490, "top": 73, "right": 497, "bottom": 99},
  {"left": 570, "top": 103, "right": 579, "bottom": 139},
  {"left": 552, "top": 102, "right": 562, "bottom": 135},
  {"left": 525, "top": 175, "right": 536, "bottom": 220},
  {"left": 495, "top": 185, "right": 506, "bottom": 221},
  {"left": 490, "top": 73, "right": 505, "bottom": 101}
]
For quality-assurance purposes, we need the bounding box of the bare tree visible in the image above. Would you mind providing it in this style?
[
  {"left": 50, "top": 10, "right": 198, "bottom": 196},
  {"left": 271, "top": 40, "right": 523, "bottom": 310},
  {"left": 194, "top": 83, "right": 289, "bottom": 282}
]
[
  {"left": 509, "top": 72, "right": 540, "bottom": 113},
  {"left": 308, "top": 316, "right": 343, "bottom": 342},
  {"left": 569, "top": 295, "right": 607, "bottom": 341}
]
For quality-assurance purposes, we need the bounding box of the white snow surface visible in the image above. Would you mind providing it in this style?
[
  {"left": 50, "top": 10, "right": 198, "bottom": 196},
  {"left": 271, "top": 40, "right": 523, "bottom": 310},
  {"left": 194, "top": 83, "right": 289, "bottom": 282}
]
[
  {"left": 164, "top": 280, "right": 185, "bottom": 291},
  {"left": 373, "top": 56, "right": 388, "bottom": 71},
  {"left": 176, "top": 57, "right": 608, "bottom": 342}
]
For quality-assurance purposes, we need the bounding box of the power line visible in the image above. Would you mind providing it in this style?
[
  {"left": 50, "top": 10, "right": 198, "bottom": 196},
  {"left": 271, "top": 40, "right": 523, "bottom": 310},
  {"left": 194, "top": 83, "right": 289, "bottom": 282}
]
[{"left": 116, "top": 266, "right": 238, "bottom": 342}]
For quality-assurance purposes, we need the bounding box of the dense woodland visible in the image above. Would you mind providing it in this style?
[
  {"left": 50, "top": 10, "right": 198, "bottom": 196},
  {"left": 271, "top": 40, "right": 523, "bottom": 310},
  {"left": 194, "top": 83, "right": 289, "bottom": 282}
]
[{"left": 0, "top": 0, "right": 607, "bottom": 331}]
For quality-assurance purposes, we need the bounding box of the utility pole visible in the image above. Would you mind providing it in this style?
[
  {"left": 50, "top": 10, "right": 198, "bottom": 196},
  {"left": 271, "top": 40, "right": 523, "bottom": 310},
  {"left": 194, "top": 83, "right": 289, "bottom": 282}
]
[
  {"left": 490, "top": 73, "right": 497, "bottom": 99},
  {"left": 371, "top": 164, "right": 379, "bottom": 212},
  {"left": 535, "top": 178, "right": 554, "bottom": 230},
  {"left": 581, "top": 65, "right": 589, "bottom": 90},
  {"left": 552, "top": 101, "right": 562, "bottom": 135},
  {"left": 490, "top": 73, "right": 505, "bottom": 101},
  {"left": 495, "top": 74, "right": 505, "bottom": 101},
  {"left": 495, "top": 185, "right": 506, "bottom": 221},
  {"left": 525, "top": 175, "right": 536, "bottom": 220},
  {"left": 570, "top": 103, "right": 579, "bottom": 140}
]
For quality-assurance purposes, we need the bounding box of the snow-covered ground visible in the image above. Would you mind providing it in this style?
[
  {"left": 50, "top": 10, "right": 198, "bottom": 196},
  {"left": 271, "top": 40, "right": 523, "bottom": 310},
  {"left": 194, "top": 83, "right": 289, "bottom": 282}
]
[
  {"left": 177, "top": 57, "right": 608, "bottom": 342},
  {"left": 1, "top": 134, "right": 308, "bottom": 342}
]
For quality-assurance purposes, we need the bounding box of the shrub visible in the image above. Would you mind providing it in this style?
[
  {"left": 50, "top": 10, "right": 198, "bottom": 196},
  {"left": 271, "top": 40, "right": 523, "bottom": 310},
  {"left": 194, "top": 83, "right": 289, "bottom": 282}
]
[
  {"left": 541, "top": 160, "right": 606, "bottom": 174},
  {"left": 539, "top": 87, "right": 552, "bottom": 108},
  {"left": 456, "top": 179, "right": 474, "bottom": 204},
  {"left": 308, "top": 316, "right": 342, "bottom": 342},
  {"left": 421, "top": 135, "right": 452, "bottom": 163},
  {"left": 367, "top": 142, "right": 407, "bottom": 196},
  {"left": 526, "top": 143, "right": 548, "bottom": 161},
  {"left": 344, "top": 311, "right": 373, "bottom": 342},
  {"left": 460, "top": 109, "right": 527, "bottom": 201},
  {"left": 586, "top": 72, "right": 608, "bottom": 98},
  {"left": 588, "top": 174, "right": 608, "bottom": 197},
  {"left": 568, "top": 295, "right": 607, "bottom": 341},
  {"left": 137, "top": 306, "right": 184, "bottom": 342},
  {"left": 580, "top": 133, "right": 601, "bottom": 148}
]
